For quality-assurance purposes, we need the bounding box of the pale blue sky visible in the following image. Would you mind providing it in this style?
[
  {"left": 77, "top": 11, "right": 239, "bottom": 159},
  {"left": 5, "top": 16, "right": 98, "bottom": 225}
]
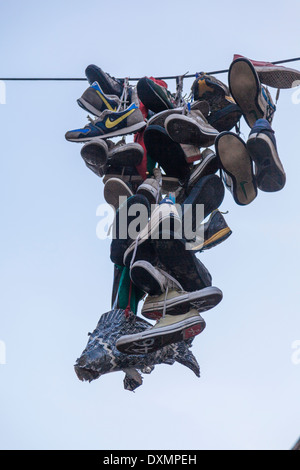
[{"left": 0, "top": 0, "right": 299, "bottom": 450}]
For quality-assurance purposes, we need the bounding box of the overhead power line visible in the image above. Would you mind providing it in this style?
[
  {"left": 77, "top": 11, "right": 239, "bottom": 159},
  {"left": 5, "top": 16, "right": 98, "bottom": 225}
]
[{"left": 0, "top": 57, "right": 300, "bottom": 82}]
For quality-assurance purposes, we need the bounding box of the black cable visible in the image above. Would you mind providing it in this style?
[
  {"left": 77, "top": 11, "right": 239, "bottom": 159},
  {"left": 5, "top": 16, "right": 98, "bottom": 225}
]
[{"left": 1, "top": 57, "right": 300, "bottom": 82}]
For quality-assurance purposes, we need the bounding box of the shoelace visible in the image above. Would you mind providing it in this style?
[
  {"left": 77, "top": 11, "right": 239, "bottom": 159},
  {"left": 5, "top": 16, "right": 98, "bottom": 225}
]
[
  {"left": 129, "top": 233, "right": 141, "bottom": 270},
  {"left": 118, "top": 78, "right": 130, "bottom": 112}
]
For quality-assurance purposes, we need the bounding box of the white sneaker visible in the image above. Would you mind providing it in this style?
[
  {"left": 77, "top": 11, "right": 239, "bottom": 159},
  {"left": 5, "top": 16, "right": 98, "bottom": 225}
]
[{"left": 141, "top": 285, "right": 223, "bottom": 320}]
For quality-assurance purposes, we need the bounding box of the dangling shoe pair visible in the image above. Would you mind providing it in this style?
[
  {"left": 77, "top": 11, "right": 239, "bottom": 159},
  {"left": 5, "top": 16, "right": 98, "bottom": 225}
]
[
  {"left": 116, "top": 253, "right": 223, "bottom": 355},
  {"left": 215, "top": 118, "right": 286, "bottom": 206},
  {"left": 80, "top": 138, "right": 144, "bottom": 179},
  {"left": 104, "top": 169, "right": 162, "bottom": 211}
]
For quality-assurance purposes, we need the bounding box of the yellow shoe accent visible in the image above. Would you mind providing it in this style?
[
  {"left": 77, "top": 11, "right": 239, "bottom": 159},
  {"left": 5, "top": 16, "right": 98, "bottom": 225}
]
[
  {"left": 105, "top": 108, "right": 136, "bottom": 129},
  {"left": 203, "top": 227, "right": 232, "bottom": 248},
  {"left": 192, "top": 227, "right": 231, "bottom": 251},
  {"left": 96, "top": 89, "right": 118, "bottom": 111}
]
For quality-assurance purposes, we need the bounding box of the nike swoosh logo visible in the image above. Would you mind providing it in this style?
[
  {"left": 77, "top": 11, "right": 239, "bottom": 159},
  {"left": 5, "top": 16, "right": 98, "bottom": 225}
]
[
  {"left": 96, "top": 89, "right": 117, "bottom": 111},
  {"left": 105, "top": 108, "right": 136, "bottom": 129},
  {"left": 240, "top": 181, "right": 248, "bottom": 198}
]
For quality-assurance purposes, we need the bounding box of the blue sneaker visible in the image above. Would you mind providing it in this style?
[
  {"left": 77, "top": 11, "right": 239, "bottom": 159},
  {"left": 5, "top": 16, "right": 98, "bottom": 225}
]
[
  {"left": 247, "top": 119, "right": 286, "bottom": 192},
  {"left": 65, "top": 103, "right": 146, "bottom": 142},
  {"left": 77, "top": 81, "right": 121, "bottom": 117}
]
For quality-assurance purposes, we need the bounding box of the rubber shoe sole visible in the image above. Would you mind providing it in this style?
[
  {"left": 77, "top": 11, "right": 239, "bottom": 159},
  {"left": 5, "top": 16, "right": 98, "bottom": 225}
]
[
  {"left": 115, "top": 314, "right": 205, "bottom": 355},
  {"left": 229, "top": 58, "right": 264, "bottom": 128},
  {"left": 247, "top": 133, "right": 286, "bottom": 192},
  {"left": 165, "top": 114, "right": 218, "bottom": 147},
  {"left": 215, "top": 131, "right": 257, "bottom": 205},
  {"left": 141, "top": 286, "right": 223, "bottom": 320}
]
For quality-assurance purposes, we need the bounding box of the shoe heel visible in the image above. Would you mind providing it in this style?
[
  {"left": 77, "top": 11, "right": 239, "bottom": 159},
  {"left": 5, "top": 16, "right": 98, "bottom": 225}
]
[{"left": 183, "top": 323, "right": 204, "bottom": 340}]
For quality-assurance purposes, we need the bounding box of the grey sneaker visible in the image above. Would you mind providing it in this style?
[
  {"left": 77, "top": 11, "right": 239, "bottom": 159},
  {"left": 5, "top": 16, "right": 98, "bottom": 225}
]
[
  {"left": 116, "top": 309, "right": 206, "bottom": 355},
  {"left": 165, "top": 110, "right": 219, "bottom": 147},
  {"left": 215, "top": 131, "right": 257, "bottom": 206},
  {"left": 228, "top": 57, "right": 276, "bottom": 128},
  {"left": 80, "top": 138, "right": 108, "bottom": 167},
  {"left": 108, "top": 141, "right": 144, "bottom": 167},
  {"left": 77, "top": 81, "right": 121, "bottom": 117},
  {"left": 65, "top": 103, "right": 146, "bottom": 142},
  {"left": 103, "top": 177, "right": 134, "bottom": 210}
]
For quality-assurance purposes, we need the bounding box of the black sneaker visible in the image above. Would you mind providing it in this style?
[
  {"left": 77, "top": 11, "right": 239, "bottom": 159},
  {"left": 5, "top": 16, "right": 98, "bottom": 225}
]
[
  {"left": 246, "top": 118, "right": 286, "bottom": 192},
  {"left": 143, "top": 125, "right": 191, "bottom": 181},
  {"left": 85, "top": 64, "right": 125, "bottom": 97},
  {"left": 181, "top": 174, "right": 225, "bottom": 238},
  {"left": 137, "top": 77, "right": 176, "bottom": 113},
  {"left": 207, "top": 102, "right": 242, "bottom": 132},
  {"left": 189, "top": 210, "right": 232, "bottom": 252},
  {"left": 110, "top": 194, "right": 151, "bottom": 266}
]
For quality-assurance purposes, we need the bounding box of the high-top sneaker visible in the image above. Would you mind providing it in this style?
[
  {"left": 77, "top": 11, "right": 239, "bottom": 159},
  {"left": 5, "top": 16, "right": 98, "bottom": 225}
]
[
  {"left": 110, "top": 194, "right": 151, "bottom": 266},
  {"left": 141, "top": 285, "right": 223, "bottom": 320},
  {"left": 246, "top": 118, "right": 286, "bottom": 192},
  {"left": 181, "top": 174, "right": 225, "bottom": 240},
  {"left": 116, "top": 309, "right": 206, "bottom": 355},
  {"left": 123, "top": 198, "right": 182, "bottom": 268}
]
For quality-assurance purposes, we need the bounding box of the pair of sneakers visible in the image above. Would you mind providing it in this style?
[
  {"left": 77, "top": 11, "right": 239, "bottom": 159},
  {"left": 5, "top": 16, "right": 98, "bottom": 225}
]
[
  {"left": 216, "top": 118, "right": 286, "bottom": 205},
  {"left": 116, "top": 258, "right": 223, "bottom": 356},
  {"left": 214, "top": 57, "right": 286, "bottom": 205},
  {"left": 65, "top": 78, "right": 146, "bottom": 142},
  {"left": 80, "top": 138, "right": 144, "bottom": 179}
]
